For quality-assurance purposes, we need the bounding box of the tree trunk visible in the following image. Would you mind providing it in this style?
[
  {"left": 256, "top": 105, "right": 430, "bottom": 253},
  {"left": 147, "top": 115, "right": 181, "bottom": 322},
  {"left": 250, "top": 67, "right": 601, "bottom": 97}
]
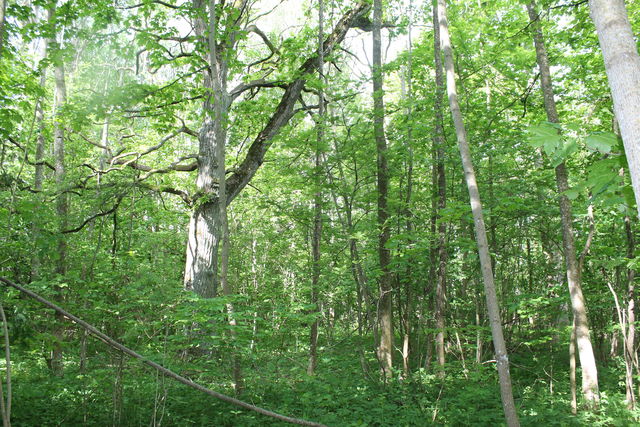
[
  {"left": 0, "top": 0, "right": 6, "bottom": 55},
  {"left": 589, "top": 0, "right": 640, "bottom": 220},
  {"left": 527, "top": 1, "right": 600, "bottom": 405},
  {"left": 570, "top": 317, "right": 577, "bottom": 414},
  {"left": 372, "top": 0, "right": 393, "bottom": 380},
  {"left": 624, "top": 215, "right": 636, "bottom": 408},
  {"left": 30, "top": 9, "right": 54, "bottom": 282},
  {"left": 432, "top": 0, "right": 447, "bottom": 378},
  {"left": 308, "top": 0, "right": 325, "bottom": 377},
  {"left": 436, "top": 1, "right": 519, "bottom": 424},
  {"left": 50, "top": 6, "right": 68, "bottom": 377},
  {"left": 400, "top": 1, "right": 414, "bottom": 378},
  {"left": 205, "top": 0, "right": 242, "bottom": 393},
  {"left": 183, "top": 0, "right": 229, "bottom": 298}
]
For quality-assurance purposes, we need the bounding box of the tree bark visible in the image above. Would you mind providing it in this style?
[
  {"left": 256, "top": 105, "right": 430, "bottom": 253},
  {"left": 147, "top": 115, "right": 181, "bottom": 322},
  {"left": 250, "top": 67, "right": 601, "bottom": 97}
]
[
  {"left": 437, "top": 1, "right": 519, "bottom": 424},
  {"left": 400, "top": 0, "right": 414, "bottom": 378},
  {"left": 527, "top": 1, "right": 600, "bottom": 405},
  {"left": 183, "top": 0, "right": 230, "bottom": 298},
  {"left": 589, "top": 0, "right": 640, "bottom": 220},
  {"left": 372, "top": 0, "right": 393, "bottom": 380},
  {"left": 0, "top": 304, "right": 10, "bottom": 427},
  {"left": 570, "top": 317, "right": 577, "bottom": 414}
]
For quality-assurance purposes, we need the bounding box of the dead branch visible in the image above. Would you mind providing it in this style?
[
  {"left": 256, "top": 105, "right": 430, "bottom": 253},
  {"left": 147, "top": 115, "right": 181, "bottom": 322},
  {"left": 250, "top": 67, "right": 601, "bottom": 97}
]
[{"left": 0, "top": 277, "right": 327, "bottom": 427}]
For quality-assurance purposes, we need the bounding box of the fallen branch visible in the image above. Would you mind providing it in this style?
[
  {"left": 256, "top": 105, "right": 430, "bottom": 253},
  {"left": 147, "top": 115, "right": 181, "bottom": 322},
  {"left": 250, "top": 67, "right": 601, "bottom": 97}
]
[{"left": 0, "top": 277, "right": 327, "bottom": 427}]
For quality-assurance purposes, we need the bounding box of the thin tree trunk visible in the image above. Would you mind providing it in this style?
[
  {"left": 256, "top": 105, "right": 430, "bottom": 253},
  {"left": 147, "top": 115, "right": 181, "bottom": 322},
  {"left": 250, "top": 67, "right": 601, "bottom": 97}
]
[
  {"left": 589, "top": 0, "right": 640, "bottom": 220},
  {"left": 436, "top": 1, "right": 519, "bottom": 424},
  {"left": 1, "top": 276, "right": 328, "bottom": 427},
  {"left": 475, "top": 293, "right": 483, "bottom": 364},
  {"left": 624, "top": 215, "right": 636, "bottom": 408},
  {"left": 433, "top": 0, "right": 447, "bottom": 378},
  {"left": 206, "top": 0, "right": 242, "bottom": 393},
  {"left": 308, "top": 0, "right": 325, "bottom": 376},
  {"left": 605, "top": 268, "right": 635, "bottom": 406},
  {"left": 250, "top": 238, "right": 259, "bottom": 353},
  {"left": 0, "top": 304, "right": 10, "bottom": 427},
  {"left": 0, "top": 0, "right": 6, "bottom": 55},
  {"left": 372, "top": 0, "right": 393, "bottom": 380},
  {"left": 527, "top": 1, "right": 600, "bottom": 405},
  {"left": 400, "top": 1, "right": 414, "bottom": 378},
  {"left": 51, "top": 10, "right": 68, "bottom": 376},
  {"left": 30, "top": 9, "right": 55, "bottom": 281},
  {"left": 0, "top": 356, "right": 6, "bottom": 427}
]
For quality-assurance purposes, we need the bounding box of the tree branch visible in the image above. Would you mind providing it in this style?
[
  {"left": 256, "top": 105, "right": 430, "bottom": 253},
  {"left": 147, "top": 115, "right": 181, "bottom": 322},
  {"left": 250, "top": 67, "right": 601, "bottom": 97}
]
[
  {"left": 62, "top": 196, "right": 123, "bottom": 234},
  {"left": 116, "top": 0, "right": 182, "bottom": 10},
  {"left": 225, "top": 1, "right": 371, "bottom": 204},
  {"left": 5, "top": 137, "right": 55, "bottom": 171},
  {"left": 136, "top": 182, "right": 193, "bottom": 205},
  {"left": 229, "top": 79, "right": 287, "bottom": 101},
  {"left": 245, "top": 24, "right": 280, "bottom": 70}
]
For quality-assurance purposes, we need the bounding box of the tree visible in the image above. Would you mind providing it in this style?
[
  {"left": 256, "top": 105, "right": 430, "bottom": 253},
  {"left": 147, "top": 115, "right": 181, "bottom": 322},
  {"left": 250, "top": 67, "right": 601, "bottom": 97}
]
[
  {"left": 372, "top": 0, "right": 393, "bottom": 380},
  {"left": 50, "top": 3, "right": 69, "bottom": 378},
  {"left": 183, "top": 1, "right": 372, "bottom": 298},
  {"left": 432, "top": 0, "right": 447, "bottom": 378},
  {"left": 436, "top": 0, "right": 519, "bottom": 424},
  {"left": 527, "top": 0, "right": 600, "bottom": 405},
  {"left": 307, "top": 0, "right": 325, "bottom": 377}
]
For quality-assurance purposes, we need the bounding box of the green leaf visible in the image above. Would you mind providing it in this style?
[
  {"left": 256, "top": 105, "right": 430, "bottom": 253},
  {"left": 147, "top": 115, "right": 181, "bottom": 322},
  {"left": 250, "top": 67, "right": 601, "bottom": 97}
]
[
  {"left": 528, "top": 123, "right": 561, "bottom": 151},
  {"left": 585, "top": 132, "right": 617, "bottom": 154},
  {"left": 564, "top": 187, "right": 581, "bottom": 200}
]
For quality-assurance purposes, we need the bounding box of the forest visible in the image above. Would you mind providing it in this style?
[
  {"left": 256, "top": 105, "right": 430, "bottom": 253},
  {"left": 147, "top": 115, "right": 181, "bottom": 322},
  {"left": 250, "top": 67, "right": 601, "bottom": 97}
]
[{"left": 1, "top": 0, "right": 640, "bottom": 425}]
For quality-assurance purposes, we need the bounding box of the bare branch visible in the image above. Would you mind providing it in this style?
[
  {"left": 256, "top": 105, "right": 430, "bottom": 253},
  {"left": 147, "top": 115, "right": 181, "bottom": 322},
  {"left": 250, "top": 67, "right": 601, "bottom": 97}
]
[{"left": 244, "top": 24, "right": 280, "bottom": 70}]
